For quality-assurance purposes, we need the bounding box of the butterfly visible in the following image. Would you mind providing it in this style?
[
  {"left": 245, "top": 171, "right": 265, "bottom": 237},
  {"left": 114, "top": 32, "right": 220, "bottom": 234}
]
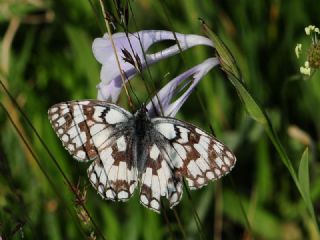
[{"left": 48, "top": 100, "right": 236, "bottom": 213}]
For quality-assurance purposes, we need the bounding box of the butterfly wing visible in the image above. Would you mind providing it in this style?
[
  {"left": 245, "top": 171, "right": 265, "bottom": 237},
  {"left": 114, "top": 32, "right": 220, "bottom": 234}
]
[
  {"left": 139, "top": 117, "right": 236, "bottom": 212},
  {"left": 139, "top": 142, "right": 183, "bottom": 212},
  {"left": 48, "top": 100, "right": 138, "bottom": 201},
  {"left": 152, "top": 117, "right": 236, "bottom": 188},
  {"left": 87, "top": 133, "right": 138, "bottom": 201},
  {"left": 48, "top": 100, "right": 132, "bottom": 161}
]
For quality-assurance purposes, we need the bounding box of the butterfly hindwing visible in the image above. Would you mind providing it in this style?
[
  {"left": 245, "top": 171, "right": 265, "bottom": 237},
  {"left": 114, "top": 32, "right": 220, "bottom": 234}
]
[
  {"left": 87, "top": 134, "right": 138, "bottom": 201},
  {"left": 139, "top": 142, "right": 183, "bottom": 212}
]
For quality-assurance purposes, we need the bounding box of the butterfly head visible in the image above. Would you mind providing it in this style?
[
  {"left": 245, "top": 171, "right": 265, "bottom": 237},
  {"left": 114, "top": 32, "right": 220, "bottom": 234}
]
[{"left": 134, "top": 105, "right": 150, "bottom": 121}]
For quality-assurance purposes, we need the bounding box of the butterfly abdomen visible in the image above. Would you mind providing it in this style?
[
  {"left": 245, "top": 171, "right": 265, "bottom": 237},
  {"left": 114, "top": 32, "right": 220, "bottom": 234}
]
[{"left": 133, "top": 109, "right": 155, "bottom": 173}]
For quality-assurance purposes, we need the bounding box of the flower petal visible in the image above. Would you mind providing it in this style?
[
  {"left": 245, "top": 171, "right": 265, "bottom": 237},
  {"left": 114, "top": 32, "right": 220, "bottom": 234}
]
[
  {"left": 147, "top": 57, "right": 219, "bottom": 117},
  {"left": 93, "top": 30, "right": 214, "bottom": 102}
]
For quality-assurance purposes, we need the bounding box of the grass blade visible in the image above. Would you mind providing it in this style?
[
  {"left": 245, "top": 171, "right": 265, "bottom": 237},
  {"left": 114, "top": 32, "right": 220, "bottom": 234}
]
[{"left": 202, "top": 21, "right": 319, "bottom": 233}]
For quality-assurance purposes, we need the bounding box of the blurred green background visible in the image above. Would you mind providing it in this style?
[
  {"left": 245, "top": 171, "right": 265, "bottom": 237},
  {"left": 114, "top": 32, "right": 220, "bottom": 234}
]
[{"left": 1, "top": 0, "right": 320, "bottom": 239}]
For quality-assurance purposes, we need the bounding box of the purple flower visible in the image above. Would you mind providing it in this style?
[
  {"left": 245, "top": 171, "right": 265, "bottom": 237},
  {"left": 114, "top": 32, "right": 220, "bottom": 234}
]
[
  {"left": 146, "top": 57, "right": 219, "bottom": 117},
  {"left": 93, "top": 30, "right": 214, "bottom": 102}
]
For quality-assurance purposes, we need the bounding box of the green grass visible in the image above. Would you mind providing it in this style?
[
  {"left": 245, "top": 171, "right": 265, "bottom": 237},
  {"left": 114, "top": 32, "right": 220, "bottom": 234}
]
[{"left": 1, "top": 0, "right": 320, "bottom": 239}]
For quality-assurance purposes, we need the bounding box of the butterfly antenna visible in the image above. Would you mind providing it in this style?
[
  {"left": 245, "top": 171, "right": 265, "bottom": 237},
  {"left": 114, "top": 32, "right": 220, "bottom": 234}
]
[
  {"left": 125, "top": 74, "right": 142, "bottom": 110},
  {"left": 121, "top": 2, "right": 167, "bottom": 116}
]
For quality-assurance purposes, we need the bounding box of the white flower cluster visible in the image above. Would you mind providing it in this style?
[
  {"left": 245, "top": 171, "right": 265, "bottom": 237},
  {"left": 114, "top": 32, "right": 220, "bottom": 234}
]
[
  {"left": 295, "top": 25, "right": 320, "bottom": 77},
  {"left": 300, "top": 61, "right": 311, "bottom": 76},
  {"left": 305, "top": 25, "right": 320, "bottom": 35}
]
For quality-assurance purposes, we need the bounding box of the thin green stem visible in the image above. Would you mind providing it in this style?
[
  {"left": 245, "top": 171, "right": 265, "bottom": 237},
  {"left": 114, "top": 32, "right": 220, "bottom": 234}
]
[
  {"left": 0, "top": 79, "right": 108, "bottom": 240},
  {"left": 0, "top": 102, "right": 88, "bottom": 238}
]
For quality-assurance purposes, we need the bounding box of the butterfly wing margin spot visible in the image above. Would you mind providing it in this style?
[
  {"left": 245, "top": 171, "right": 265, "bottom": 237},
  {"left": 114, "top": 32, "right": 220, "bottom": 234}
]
[
  {"left": 87, "top": 135, "right": 138, "bottom": 202},
  {"left": 48, "top": 100, "right": 133, "bottom": 162},
  {"left": 152, "top": 118, "right": 236, "bottom": 190}
]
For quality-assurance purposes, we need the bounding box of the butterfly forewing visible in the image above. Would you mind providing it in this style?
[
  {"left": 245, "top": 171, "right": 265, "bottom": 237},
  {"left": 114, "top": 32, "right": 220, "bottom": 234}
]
[
  {"left": 152, "top": 118, "right": 236, "bottom": 190},
  {"left": 48, "top": 100, "right": 132, "bottom": 161}
]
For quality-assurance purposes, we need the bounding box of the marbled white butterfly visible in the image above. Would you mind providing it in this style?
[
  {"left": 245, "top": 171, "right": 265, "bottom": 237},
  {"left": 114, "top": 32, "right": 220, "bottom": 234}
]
[{"left": 48, "top": 100, "right": 236, "bottom": 213}]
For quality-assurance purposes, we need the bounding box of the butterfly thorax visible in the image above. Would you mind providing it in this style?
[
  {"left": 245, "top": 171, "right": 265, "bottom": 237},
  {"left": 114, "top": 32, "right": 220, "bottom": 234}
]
[
  {"left": 134, "top": 107, "right": 151, "bottom": 136},
  {"left": 133, "top": 107, "right": 154, "bottom": 173}
]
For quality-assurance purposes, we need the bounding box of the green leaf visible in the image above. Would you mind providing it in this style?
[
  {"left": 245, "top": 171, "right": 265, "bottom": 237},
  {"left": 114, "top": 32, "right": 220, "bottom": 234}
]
[
  {"left": 298, "top": 148, "right": 316, "bottom": 226},
  {"left": 203, "top": 23, "right": 319, "bottom": 232},
  {"left": 298, "top": 148, "right": 310, "bottom": 201},
  {"left": 202, "top": 23, "right": 266, "bottom": 124},
  {"left": 228, "top": 75, "right": 267, "bottom": 124},
  {"left": 223, "top": 190, "right": 281, "bottom": 239}
]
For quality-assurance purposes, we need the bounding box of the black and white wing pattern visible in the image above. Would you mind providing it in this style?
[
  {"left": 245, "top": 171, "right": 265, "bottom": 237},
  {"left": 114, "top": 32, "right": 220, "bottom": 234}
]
[
  {"left": 49, "top": 101, "right": 236, "bottom": 213},
  {"left": 138, "top": 117, "right": 236, "bottom": 212},
  {"left": 48, "top": 100, "right": 138, "bottom": 201},
  {"left": 139, "top": 142, "right": 183, "bottom": 212}
]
